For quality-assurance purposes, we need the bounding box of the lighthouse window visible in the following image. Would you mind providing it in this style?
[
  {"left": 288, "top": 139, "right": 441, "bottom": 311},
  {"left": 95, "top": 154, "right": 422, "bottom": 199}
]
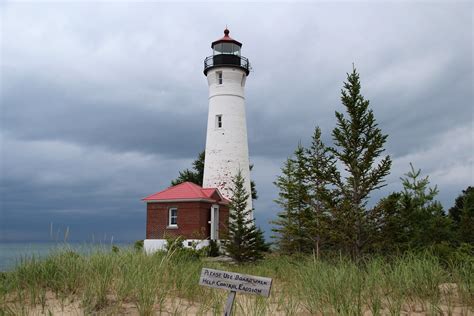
[
  {"left": 216, "top": 71, "right": 223, "bottom": 84},
  {"left": 213, "top": 43, "right": 240, "bottom": 56},
  {"left": 213, "top": 43, "right": 222, "bottom": 55},
  {"left": 216, "top": 115, "right": 223, "bottom": 128},
  {"left": 168, "top": 208, "right": 178, "bottom": 227},
  {"left": 222, "top": 43, "right": 233, "bottom": 54}
]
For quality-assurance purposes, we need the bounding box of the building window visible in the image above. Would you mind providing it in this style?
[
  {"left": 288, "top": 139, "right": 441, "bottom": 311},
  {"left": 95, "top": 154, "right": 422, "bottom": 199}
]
[
  {"left": 168, "top": 208, "right": 177, "bottom": 227},
  {"left": 216, "top": 71, "right": 223, "bottom": 85},
  {"left": 241, "top": 74, "right": 246, "bottom": 87},
  {"left": 216, "top": 115, "right": 222, "bottom": 128}
]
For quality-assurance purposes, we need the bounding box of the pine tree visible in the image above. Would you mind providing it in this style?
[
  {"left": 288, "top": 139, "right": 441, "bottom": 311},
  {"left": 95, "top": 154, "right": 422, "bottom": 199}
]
[
  {"left": 171, "top": 151, "right": 205, "bottom": 186},
  {"left": 272, "top": 145, "right": 313, "bottom": 253},
  {"left": 292, "top": 145, "right": 314, "bottom": 253},
  {"left": 458, "top": 189, "right": 474, "bottom": 244},
  {"left": 449, "top": 186, "right": 474, "bottom": 244},
  {"left": 271, "top": 157, "right": 299, "bottom": 253},
  {"left": 372, "top": 192, "right": 405, "bottom": 254},
  {"left": 304, "top": 126, "right": 338, "bottom": 252},
  {"left": 329, "top": 66, "right": 392, "bottom": 257},
  {"left": 223, "top": 170, "right": 267, "bottom": 262},
  {"left": 375, "top": 164, "right": 453, "bottom": 252},
  {"left": 400, "top": 164, "right": 449, "bottom": 247}
]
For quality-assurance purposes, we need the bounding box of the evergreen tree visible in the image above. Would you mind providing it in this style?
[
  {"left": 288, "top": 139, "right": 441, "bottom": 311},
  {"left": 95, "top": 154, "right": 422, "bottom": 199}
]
[
  {"left": 458, "top": 190, "right": 474, "bottom": 244},
  {"left": 171, "top": 151, "right": 258, "bottom": 200},
  {"left": 304, "top": 126, "right": 338, "bottom": 252},
  {"left": 171, "top": 151, "right": 205, "bottom": 186},
  {"left": 329, "top": 66, "right": 392, "bottom": 257},
  {"left": 272, "top": 145, "right": 313, "bottom": 253},
  {"left": 449, "top": 186, "right": 474, "bottom": 244},
  {"left": 271, "top": 157, "right": 299, "bottom": 253},
  {"left": 399, "top": 163, "right": 452, "bottom": 248},
  {"left": 372, "top": 192, "right": 405, "bottom": 254},
  {"left": 223, "top": 170, "right": 267, "bottom": 262},
  {"left": 254, "top": 226, "right": 271, "bottom": 253},
  {"left": 375, "top": 164, "right": 452, "bottom": 252},
  {"left": 292, "top": 144, "right": 314, "bottom": 253}
]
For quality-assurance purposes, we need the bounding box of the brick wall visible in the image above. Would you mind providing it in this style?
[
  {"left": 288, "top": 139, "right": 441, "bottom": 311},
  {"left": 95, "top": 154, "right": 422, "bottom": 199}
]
[{"left": 146, "top": 201, "right": 229, "bottom": 240}]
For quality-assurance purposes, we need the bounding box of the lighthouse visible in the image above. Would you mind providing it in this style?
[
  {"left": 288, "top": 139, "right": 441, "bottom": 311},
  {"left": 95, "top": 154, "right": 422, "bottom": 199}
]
[
  {"left": 202, "top": 29, "right": 253, "bottom": 216},
  {"left": 142, "top": 29, "right": 253, "bottom": 253}
]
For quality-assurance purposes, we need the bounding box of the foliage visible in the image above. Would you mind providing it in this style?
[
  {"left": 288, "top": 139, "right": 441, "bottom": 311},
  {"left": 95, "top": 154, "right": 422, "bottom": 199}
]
[
  {"left": 254, "top": 227, "right": 271, "bottom": 253},
  {"left": 449, "top": 186, "right": 474, "bottom": 244},
  {"left": 374, "top": 164, "right": 453, "bottom": 253},
  {"left": 223, "top": 170, "right": 268, "bottom": 262},
  {"left": 164, "top": 235, "right": 185, "bottom": 252},
  {"left": 271, "top": 145, "right": 313, "bottom": 254},
  {"left": 272, "top": 67, "right": 391, "bottom": 258},
  {"left": 207, "top": 240, "right": 221, "bottom": 257},
  {"left": 271, "top": 157, "right": 297, "bottom": 253},
  {"left": 171, "top": 151, "right": 258, "bottom": 200},
  {"left": 1, "top": 248, "right": 472, "bottom": 315},
  {"left": 134, "top": 240, "right": 144, "bottom": 252},
  {"left": 328, "top": 66, "right": 392, "bottom": 257},
  {"left": 303, "top": 126, "right": 337, "bottom": 252},
  {"left": 171, "top": 151, "right": 205, "bottom": 186}
]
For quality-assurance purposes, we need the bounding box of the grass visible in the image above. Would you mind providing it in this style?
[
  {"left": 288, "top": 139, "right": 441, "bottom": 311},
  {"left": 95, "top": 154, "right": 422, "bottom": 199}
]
[{"left": 0, "top": 246, "right": 473, "bottom": 315}]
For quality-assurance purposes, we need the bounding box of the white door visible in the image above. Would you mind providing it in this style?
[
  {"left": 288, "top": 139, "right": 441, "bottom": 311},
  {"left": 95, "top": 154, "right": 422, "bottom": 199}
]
[{"left": 210, "top": 205, "right": 219, "bottom": 240}]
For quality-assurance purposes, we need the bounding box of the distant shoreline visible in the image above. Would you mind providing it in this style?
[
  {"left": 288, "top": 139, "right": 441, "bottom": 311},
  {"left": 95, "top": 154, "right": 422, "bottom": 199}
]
[{"left": 0, "top": 241, "right": 133, "bottom": 272}]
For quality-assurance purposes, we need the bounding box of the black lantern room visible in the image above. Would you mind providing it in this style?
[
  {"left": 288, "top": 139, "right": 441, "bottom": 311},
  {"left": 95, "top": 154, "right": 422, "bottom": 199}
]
[{"left": 204, "top": 29, "right": 250, "bottom": 76}]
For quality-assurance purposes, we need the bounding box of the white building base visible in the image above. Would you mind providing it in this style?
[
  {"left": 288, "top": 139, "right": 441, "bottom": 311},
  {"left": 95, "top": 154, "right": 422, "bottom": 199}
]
[{"left": 144, "top": 239, "right": 211, "bottom": 254}]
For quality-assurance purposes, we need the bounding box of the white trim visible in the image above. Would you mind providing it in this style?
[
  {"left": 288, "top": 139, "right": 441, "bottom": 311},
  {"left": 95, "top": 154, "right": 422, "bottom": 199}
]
[
  {"left": 210, "top": 204, "right": 220, "bottom": 240},
  {"left": 144, "top": 239, "right": 211, "bottom": 254},
  {"left": 168, "top": 207, "right": 178, "bottom": 227},
  {"left": 211, "top": 189, "right": 227, "bottom": 202},
  {"left": 208, "top": 94, "right": 245, "bottom": 100}
]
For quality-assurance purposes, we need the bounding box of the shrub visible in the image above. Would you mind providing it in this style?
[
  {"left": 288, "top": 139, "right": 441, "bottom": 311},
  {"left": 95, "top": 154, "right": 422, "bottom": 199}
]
[
  {"left": 165, "top": 235, "right": 184, "bottom": 252},
  {"left": 207, "top": 240, "right": 220, "bottom": 257},
  {"left": 134, "top": 240, "right": 144, "bottom": 252}
]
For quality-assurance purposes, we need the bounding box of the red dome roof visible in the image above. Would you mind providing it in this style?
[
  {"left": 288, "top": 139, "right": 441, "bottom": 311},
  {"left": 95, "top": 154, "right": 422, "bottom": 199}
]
[{"left": 211, "top": 28, "right": 242, "bottom": 48}]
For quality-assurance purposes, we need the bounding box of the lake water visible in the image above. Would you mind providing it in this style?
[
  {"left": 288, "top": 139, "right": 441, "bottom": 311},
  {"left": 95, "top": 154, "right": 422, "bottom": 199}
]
[{"left": 0, "top": 241, "right": 132, "bottom": 272}]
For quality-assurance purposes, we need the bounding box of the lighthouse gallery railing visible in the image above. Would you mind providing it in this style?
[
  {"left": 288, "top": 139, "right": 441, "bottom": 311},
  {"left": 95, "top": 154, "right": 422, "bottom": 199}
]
[{"left": 204, "top": 55, "right": 251, "bottom": 75}]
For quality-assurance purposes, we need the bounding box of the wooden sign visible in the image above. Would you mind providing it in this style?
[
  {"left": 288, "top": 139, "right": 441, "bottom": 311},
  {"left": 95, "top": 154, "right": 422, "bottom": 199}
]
[
  {"left": 199, "top": 267, "right": 272, "bottom": 297},
  {"left": 199, "top": 268, "right": 273, "bottom": 315}
]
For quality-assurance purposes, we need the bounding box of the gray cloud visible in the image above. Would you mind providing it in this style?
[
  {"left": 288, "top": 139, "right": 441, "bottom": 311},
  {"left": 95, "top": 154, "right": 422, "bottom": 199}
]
[{"left": 1, "top": 2, "right": 472, "bottom": 241}]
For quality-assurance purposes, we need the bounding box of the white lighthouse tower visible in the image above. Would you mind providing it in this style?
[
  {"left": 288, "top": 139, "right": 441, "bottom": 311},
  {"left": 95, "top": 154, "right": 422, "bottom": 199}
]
[{"left": 202, "top": 29, "right": 253, "bottom": 216}]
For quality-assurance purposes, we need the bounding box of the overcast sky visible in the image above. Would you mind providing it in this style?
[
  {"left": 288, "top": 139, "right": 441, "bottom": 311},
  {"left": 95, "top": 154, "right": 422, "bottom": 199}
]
[{"left": 1, "top": 1, "right": 472, "bottom": 242}]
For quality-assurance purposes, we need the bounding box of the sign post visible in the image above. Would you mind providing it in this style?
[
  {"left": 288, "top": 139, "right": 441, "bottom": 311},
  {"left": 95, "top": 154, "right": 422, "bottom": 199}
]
[
  {"left": 199, "top": 267, "right": 273, "bottom": 315},
  {"left": 224, "top": 290, "right": 236, "bottom": 316}
]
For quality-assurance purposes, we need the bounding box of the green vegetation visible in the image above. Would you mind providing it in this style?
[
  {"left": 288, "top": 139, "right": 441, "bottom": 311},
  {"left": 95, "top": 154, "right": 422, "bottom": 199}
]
[
  {"left": 448, "top": 186, "right": 474, "bottom": 245},
  {"left": 373, "top": 163, "right": 453, "bottom": 254},
  {"left": 171, "top": 151, "right": 206, "bottom": 187},
  {"left": 272, "top": 67, "right": 472, "bottom": 260},
  {"left": 272, "top": 67, "right": 392, "bottom": 258},
  {"left": 223, "top": 170, "right": 269, "bottom": 262},
  {"left": 0, "top": 248, "right": 472, "bottom": 315}
]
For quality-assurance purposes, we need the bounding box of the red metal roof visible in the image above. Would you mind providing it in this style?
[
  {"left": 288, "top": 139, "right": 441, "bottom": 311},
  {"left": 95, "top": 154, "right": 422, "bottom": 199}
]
[
  {"left": 143, "top": 182, "right": 229, "bottom": 204},
  {"left": 201, "top": 188, "right": 217, "bottom": 198},
  {"left": 211, "top": 28, "right": 242, "bottom": 47}
]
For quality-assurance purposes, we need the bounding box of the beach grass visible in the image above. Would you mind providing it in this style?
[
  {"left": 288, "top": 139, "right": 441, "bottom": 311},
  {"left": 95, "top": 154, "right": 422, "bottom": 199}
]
[{"left": 0, "top": 246, "right": 472, "bottom": 315}]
